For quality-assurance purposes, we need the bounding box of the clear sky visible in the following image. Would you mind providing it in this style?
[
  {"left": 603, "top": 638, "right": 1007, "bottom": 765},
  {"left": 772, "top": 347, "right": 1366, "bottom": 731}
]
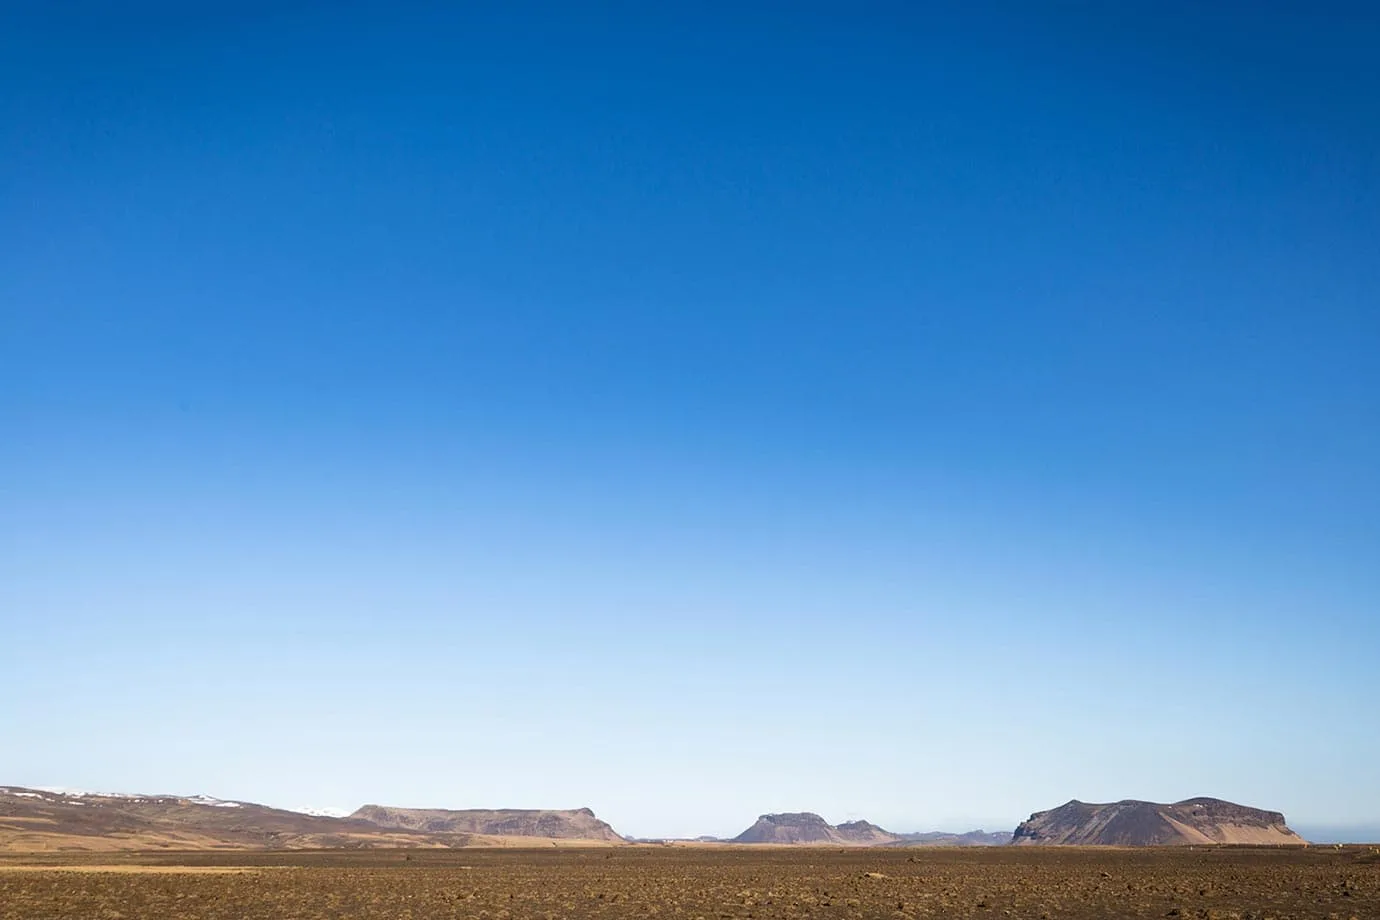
[{"left": 2, "top": 1, "right": 1377, "bottom": 840}]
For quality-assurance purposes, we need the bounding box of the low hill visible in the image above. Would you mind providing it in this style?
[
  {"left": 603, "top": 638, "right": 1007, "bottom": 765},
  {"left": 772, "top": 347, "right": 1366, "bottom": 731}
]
[
  {"left": 350, "top": 805, "right": 624, "bottom": 842},
  {"left": 0, "top": 786, "right": 624, "bottom": 851},
  {"left": 1012, "top": 797, "right": 1307, "bottom": 846}
]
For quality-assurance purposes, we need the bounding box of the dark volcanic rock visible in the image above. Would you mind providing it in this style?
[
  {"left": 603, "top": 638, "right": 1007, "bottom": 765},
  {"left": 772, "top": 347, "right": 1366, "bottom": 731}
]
[{"left": 1011, "top": 797, "right": 1307, "bottom": 846}]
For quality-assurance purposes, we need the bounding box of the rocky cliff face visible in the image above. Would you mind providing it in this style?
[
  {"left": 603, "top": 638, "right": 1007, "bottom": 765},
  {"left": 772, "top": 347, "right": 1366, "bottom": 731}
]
[
  {"left": 349, "top": 805, "right": 624, "bottom": 841},
  {"left": 1011, "top": 797, "right": 1306, "bottom": 846}
]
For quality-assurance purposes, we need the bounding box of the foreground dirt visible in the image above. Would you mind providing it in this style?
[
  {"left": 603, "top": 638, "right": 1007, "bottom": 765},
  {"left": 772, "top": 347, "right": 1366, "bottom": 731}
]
[{"left": 2, "top": 845, "right": 1377, "bottom": 919}]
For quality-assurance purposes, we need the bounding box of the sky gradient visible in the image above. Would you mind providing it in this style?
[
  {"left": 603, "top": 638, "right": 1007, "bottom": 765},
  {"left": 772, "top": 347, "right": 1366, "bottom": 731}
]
[{"left": 3, "top": 2, "right": 1378, "bottom": 840}]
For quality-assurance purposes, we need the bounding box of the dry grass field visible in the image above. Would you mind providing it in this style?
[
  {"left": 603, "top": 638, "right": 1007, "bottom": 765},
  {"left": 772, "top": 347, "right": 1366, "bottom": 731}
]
[{"left": 2, "top": 845, "right": 1376, "bottom": 920}]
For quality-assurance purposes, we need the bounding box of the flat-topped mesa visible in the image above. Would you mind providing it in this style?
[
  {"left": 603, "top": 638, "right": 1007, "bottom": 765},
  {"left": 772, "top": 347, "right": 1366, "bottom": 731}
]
[
  {"left": 1011, "top": 797, "right": 1307, "bottom": 846},
  {"left": 349, "top": 805, "right": 624, "bottom": 842}
]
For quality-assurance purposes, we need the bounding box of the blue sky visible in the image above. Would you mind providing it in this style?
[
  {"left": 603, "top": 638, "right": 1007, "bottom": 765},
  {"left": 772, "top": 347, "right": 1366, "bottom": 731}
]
[{"left": 2, "top": 1, "right": 1377, "bottom": 839}]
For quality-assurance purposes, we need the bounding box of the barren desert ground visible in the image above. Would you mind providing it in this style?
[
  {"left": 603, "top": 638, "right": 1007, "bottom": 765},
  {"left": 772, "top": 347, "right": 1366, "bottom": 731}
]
[{"left": 2, "top": 845, "right": 1377, "bottom": 920}]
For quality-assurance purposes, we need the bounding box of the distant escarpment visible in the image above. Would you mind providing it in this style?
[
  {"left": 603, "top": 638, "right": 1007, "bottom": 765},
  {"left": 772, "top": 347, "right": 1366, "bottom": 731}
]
[
  {"left": 350, "top": 805, "right": 624, "bottom": 842},
  {"left": 1012, "top": 798, "right": 1307, "bottom": 846}
]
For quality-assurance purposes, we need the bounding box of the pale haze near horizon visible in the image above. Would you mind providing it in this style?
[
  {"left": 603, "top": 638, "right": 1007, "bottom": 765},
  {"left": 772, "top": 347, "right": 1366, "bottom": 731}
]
[{"left": 2, "top": 2, "right": 1378, "bottom": 841}]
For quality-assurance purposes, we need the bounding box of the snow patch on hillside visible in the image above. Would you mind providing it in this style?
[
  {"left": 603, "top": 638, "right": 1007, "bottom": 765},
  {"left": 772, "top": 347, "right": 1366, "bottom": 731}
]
[
  {"left": 186, "top": 795, "right": 243, "bottom": 808},
  {"left": 16, "top": 786, "right": 242, "bottom": 807},
  {"left": 289, "top": 806, "right": 353, "bottom": 818},
  {"left": 33, "top": 786, "right": 148, "bottom": 799}
]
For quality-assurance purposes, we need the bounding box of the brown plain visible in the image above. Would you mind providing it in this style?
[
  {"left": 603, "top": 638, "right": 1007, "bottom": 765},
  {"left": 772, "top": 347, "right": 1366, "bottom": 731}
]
[{"left": 3, "top": 846, "right": 1378, "bottom": 920}]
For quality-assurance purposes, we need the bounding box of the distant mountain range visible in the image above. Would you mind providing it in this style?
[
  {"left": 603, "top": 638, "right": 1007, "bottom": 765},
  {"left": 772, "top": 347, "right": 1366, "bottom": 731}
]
[
  {"left": 894, "top": 829, "right": 1013, "bottom": 847},
  {"left": 1292, "top": 824, "right": 1380, "bottom": 844},
  {"left": 727, "top": 813, "right": 1007, "bottom": 847},
  {"left": 1012, "top": 798, "right": 1306, "bottom": 846},
  {"left": 0, "top": 787, "right": 622, "bottom": 851},
  {"left": 1, "top": 785, "right": 1331, "bottom": 851}
]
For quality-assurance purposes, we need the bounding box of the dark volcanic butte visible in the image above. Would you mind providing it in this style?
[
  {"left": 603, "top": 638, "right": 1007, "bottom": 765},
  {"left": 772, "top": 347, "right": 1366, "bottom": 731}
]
[{"left": 1012, "top": 798, "right": 1307, "bottom": 846}]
